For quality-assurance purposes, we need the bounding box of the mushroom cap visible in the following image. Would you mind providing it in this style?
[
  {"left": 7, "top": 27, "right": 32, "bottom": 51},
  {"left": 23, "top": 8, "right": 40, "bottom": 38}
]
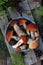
[
  {"left": 29, "top": 40, "right": 39, "bottom": 49},
  {"left": 21, "top": 36, "right": 27, "bottom": 44},
  {"left": 6, "top": 30, "right": 13, "bottom": 42},
  {"left": 10, "top": 20, "right": 17, "bottom": 27},
  {"left": 26, "top": 23, "right": 38, "bottom": 31},
  {"left": 18, "top": 18, "right": 27, "bottom": 26}
]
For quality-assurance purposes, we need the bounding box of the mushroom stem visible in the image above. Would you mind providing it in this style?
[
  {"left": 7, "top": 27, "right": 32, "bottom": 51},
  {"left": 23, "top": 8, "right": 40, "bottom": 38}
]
[
  {"left": 11, "top": 36, "right": 20, "bottom": 41},
  {"left": 12, "top": 39, "right": 23, "bottom": 48},
  {"left": 14, "top": 24, "right": 26, "bottom": 37},
  {"left": 35, "top": 31, "right": 39, "bottom": 37},
  {"left": 23, "top": 23, "right": 30, "bottom": 35},
  {"left": 27, "top": 30, "right": 30, "bottom": 35},
  {"left": 20, "top": 45, "right": 26, "bottom": 50},
  {"left": 31, "top": 31, "right": 34, "bottom": 39},
  {"left": 23, "top": 23, "right": 26, "bottom": 29},
  {"left": 27, "top": 39, "right": 33, "bottom": 44}
]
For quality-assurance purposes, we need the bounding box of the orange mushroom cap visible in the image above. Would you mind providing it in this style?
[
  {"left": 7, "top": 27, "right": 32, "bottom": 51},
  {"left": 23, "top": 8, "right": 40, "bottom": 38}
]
[
  {"left": 21, "top": 36, "right": 27, "bottom": 44},
  {"left": 6, "top": 30, "right": 13, "bottom": 42},
  {"left": 10, "top": 20, "right": 17, "bottom": 27},
  {"left": 26, "top": 23, "right": 38, "bottom": 31},
  {"left": 18, "top": 18, "right": 27, "bottom": 26}
]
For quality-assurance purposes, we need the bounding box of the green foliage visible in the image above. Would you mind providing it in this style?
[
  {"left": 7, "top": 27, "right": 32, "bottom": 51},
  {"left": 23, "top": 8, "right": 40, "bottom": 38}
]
[
  {"left": 11, "top": 52, "right": 25, "bottom": 65},
  {"left": 0, "top": 0, "right": 4, "bottom": 5},
  {"left": 0, "top": 0, "right": 8, "bottom": 5},
  {"left": 0, "top": 6, "right": 3, "bottom": 11},
  {"left": 0, "top": 0, "right": 8, "bottom": 19},
  {"left": 39, "top": 6, "right": 43, "bottom": 16},
  {"left": 34, "top": 6, "right": 43, "bottom": 18},
  {"left": 33, "top": 6, "right": 43, "bottom": 26},
  {"left": 0, "top": 10, "right": 8, "bottom": 19},
  {"left": 0, "top": 29, "right": 3, "bottom": 42},
  {"left": 0, "top": 29, "right": 10, "bottom": 57}
]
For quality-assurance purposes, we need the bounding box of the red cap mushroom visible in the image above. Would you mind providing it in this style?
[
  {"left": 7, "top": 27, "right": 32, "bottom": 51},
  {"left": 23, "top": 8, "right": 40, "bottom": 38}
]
[
  {"left": 21, "top": 36, "right": 28, "bottom": 44},
  {"left": 26, "top": 23, "right": 39, "bottom": 38},
  {"left": 18, "top": 18, "right": 27, "bottom": 26},
  {"left": 6, "top": 30, "right": 13, "bottom": 42},
  {"left": 10, "top": 20, "right": 17, "bottom": 27},
  {"left": 26, "top": 23, "right": 38, "bottom": 31}
]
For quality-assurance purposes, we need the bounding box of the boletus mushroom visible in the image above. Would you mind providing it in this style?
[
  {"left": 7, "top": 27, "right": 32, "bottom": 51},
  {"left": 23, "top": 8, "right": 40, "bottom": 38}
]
[
  {"left": 6, "top": 30, "right": 13, "bottom": 42},
  {"left": 18, "top": 18, "right": 27, "bottom": 29},
  {"left": 26, "top": 23, "right": 39, "bottom": 39}
]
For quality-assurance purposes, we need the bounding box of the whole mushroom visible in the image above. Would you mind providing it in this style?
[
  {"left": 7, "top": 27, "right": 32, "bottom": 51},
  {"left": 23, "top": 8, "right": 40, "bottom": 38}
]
[
  {"left": 6, "top": 30, "right": 20, "bottom": 42},
  {"left": 18, "top": 18, "right": 27, "bottom": 29},
  {"left": 18, "top": 18, "right": 30, "bottom": 35},
  {"left": 26, "top": 23, "right": 39, "bottom": 39},
  {"left": 6, "top": 30, "right": 13, "bottom": 42}
]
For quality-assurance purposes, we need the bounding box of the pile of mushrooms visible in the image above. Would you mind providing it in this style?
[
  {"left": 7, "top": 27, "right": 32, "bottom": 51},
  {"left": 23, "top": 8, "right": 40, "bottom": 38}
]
[{"left": 6, "top": 18, "right": 40, "bottom": 52}]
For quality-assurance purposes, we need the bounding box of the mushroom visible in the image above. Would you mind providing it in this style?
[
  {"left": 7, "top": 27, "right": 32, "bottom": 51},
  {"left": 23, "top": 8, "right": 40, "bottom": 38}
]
[
  {"left": 27, "top": 39, "right": 33, "bottom": 45},
  {"left": 14, "top": 24, "right": 26, "bottom": 37},
  {"left": 18, "top": 18, "right": 27, "bottom": 29},
  {"left": 12, "top": 39, "right": 23, "bottom": 48},
  {"left": 10, "top": 20, "right": 17, "bottom": 27},
  {"left": 18, "top": 18, "right": 31, "bottom": 35},
  {"left": 6, "top": 30, "right": 20, "bottom": 42},
  {"left": 26, "top": 23, "right": 39, "bottom": 39},
  {"left": 6, "top": 30, "right": 13, "bottom": 42},
  {"left": 21, "top": 36, "right": 28, "bottom": 44},
  {"left": 29, "top": 40, "right": 39, "bottom": 50}
]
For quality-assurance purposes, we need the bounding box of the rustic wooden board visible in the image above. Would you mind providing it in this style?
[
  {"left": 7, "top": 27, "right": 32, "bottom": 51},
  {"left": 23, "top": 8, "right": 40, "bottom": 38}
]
[{"left": 0, "top": 8, "right": 42, "bottom": 65}]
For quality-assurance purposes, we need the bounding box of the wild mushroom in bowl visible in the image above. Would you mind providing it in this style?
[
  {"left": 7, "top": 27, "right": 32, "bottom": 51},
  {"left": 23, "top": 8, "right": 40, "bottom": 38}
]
[{"left": 6, "top": 18, "right": 40, "bottom": 52}]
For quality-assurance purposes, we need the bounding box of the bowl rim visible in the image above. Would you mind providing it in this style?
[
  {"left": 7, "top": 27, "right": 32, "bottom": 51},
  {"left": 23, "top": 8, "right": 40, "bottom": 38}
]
[{"left": 5, "top": 17, "right": 35, "bottom": 52}]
